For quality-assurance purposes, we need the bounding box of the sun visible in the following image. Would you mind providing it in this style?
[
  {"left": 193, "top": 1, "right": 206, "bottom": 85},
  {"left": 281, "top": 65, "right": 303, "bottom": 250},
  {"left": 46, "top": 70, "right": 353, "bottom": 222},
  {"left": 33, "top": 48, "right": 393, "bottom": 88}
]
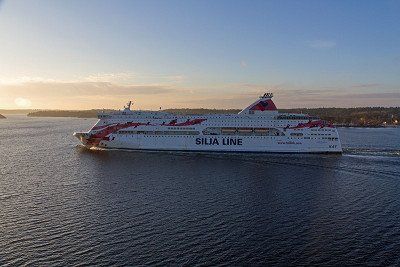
[{"left": 14, "top": 97, "right": 32, "bottom": 108}]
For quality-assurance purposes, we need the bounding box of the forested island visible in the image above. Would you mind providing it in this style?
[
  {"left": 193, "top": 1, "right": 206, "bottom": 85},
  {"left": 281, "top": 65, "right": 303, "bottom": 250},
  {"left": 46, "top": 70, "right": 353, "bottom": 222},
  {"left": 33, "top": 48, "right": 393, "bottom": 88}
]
[
  {"left": 27, "top": 107, "right": 399, "bottom": 127},
  {"left": 28, "top": 110, "right": 101, "bottom": 118},
  {"left": 0, "top": 109, "right": 37, "bottom": 115}
]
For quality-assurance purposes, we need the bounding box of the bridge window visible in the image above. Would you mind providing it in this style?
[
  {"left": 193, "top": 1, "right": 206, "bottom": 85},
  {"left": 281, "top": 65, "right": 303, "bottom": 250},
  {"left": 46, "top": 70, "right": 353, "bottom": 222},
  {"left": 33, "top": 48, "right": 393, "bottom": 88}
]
[{"left": 290, "top": 133, "right": 303, "bottom": 137}]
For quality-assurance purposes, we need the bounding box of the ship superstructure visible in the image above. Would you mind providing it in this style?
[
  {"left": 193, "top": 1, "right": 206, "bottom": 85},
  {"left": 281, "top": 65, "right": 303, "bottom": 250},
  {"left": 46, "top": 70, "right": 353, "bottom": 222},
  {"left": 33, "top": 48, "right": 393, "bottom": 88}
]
[{"left": 74, "top": 93, "right": 342, "bottom": 153}]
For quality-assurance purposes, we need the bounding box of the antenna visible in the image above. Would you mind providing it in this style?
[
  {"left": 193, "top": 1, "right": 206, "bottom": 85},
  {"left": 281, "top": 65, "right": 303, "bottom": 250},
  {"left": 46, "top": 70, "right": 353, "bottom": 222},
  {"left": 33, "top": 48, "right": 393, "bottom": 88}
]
[{"left": 124, "top": 101, "right": 132, "bottom": 110}]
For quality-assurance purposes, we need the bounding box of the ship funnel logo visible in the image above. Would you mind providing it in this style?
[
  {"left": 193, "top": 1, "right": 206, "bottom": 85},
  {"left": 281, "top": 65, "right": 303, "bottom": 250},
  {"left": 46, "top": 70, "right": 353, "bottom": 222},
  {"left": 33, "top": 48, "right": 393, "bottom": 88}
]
[{"left": 250, "top": 100, "right": 276, "bottom": 111}]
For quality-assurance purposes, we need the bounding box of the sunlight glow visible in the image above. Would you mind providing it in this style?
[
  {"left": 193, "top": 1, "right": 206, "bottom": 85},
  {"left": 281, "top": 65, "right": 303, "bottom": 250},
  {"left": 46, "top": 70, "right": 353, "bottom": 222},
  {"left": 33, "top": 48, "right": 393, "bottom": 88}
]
[{"left": 14, "top": 97, "right": 32, "bottom": 108}]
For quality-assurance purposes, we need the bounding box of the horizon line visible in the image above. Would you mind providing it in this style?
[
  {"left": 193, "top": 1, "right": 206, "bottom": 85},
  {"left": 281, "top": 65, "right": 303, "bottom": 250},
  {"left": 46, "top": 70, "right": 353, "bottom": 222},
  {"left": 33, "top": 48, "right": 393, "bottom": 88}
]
[{"left": 1, "top": 106, "right": 400, "bottom": 112}]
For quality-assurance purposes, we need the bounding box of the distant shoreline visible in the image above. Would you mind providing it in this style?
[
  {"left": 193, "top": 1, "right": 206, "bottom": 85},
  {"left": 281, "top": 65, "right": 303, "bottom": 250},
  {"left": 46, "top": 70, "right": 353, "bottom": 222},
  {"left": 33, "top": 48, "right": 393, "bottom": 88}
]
[{"left": 23, "top": 107, "right": 399, "bottom": 128}]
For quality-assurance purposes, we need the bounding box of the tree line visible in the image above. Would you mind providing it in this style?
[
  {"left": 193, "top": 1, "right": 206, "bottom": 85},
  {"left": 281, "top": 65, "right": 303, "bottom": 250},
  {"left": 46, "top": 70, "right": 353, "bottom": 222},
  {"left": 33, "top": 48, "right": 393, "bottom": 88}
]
[{"left": 27, "top": 107, "right": 400, "bottom": 126}]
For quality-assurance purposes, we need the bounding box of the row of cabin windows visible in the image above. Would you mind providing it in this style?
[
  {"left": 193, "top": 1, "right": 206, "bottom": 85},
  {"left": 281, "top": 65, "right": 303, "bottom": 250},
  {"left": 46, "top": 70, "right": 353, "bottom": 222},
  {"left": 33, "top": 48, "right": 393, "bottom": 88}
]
[
  {"left": 210, "top": 132, "right": 285, "bottom": 136},
  {"left": 276, "top": 115, "right": 318, "bottom": 120},
  {"left": 117, "top": 130, "right": 286, "bottom": 137},
  {"left": 112, "top": 134, "right": 339, "bottom": 141},
  {"left": 166, "top": 127, "right": 196, "bottom": 130},
  {"left": 117, "top": 128, "right": 336, "bottom": 138},
  {"left": 118, "top": 130, "right": 199, "bottom": 135},
  {"left": 311, "top": 129, "right": 335, "bottom": 132},
  {"left": 322, "top": 137, "right": 339, "bottom": 140},
  {"left": 203, "top": 127, "right": 285, "bottom": 136},
  {"left": 118, "top": 132, "right": 296, "bottom": 137},
  {"left": 310, "top": 133, "right": 332, "bottom": 136},
  {"left": 102, "top": 119, "right": 317, "bottom": 124}
]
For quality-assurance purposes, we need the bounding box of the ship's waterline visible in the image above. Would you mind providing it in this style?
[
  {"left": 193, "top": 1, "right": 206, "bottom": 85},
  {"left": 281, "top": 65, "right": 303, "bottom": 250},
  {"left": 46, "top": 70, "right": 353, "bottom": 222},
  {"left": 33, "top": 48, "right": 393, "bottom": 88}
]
[{"left": 74, "top": 93, "right": 342, "bottom": 153}]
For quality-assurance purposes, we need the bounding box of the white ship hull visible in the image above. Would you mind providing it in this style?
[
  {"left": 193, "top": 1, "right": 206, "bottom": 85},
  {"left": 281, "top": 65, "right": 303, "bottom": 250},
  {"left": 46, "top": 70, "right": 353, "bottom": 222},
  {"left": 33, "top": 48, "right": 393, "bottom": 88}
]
[
  {"left": 77, "top": 134, "right": 340, "bottom": 153},
  {"left": 74, "top": 93, "right": 342, "bottom": 154}
]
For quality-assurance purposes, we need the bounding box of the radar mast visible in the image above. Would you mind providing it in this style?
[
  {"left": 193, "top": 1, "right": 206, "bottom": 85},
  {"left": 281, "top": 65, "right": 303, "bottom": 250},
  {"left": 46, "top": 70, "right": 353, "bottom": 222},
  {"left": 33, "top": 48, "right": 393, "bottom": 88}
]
[
  {"left": 260, "top": 93, "right": 273, "bottom": 98},
  {"left": 124, "top": 101, "right": 132, "bottom": 111}
]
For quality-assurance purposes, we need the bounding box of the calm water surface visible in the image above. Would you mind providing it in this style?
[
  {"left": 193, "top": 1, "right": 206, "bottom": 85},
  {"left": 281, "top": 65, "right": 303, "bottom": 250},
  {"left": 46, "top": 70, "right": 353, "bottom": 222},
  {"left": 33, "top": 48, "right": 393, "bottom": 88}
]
[{"left": 1, "top": 115, "right": 400, "bottom": 265}]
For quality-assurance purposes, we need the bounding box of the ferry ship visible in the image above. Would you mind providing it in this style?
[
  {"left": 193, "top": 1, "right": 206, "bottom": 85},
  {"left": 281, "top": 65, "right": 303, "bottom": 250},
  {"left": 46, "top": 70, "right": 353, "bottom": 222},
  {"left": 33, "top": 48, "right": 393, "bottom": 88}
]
[{"left": 74, "top": 93, "right": 342, "bottom": 153}]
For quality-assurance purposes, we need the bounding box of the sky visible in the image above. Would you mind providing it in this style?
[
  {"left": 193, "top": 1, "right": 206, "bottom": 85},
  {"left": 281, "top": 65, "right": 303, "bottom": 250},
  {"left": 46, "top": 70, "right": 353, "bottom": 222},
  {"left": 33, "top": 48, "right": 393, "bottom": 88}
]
[{"left": 0, "top": 0, "right": 399, "bottom": 110}]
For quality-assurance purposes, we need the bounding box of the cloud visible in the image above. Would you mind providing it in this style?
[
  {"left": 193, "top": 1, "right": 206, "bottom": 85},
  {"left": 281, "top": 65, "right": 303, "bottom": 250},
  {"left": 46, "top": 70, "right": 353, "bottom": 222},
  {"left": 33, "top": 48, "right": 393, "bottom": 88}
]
[
  {"left": 273, "top": 89, "right": 400, "bottom": 107},
  {"left": 0, "top": 79, "right": 398, "bottom": 109},
  {"left": 1, "top": 81, "right": 178, "bottom": 97},
  {"left": 83, "top": 72, "right": 185, "bottom": 83},
  {"left": 0, "top": 72, "right": 188, "bottom": 109},
  {"left": 175, "top": 89, "right": 361, "bottom": 109},
  {"left": 164, "top": 75, "right": 185, "bottom": 83},
  {"left": 234, "top": 82, "right": 285, "bottom": 91},
  {"left": 0, "top": 76, "right": 57, "bottom": 84},
  {"left": 85, "top": 72, "right": 135, "bottom": 82},
  {"left": 309, "top": 40, "right": 336, "bottom": 49},
  {"left": 338, "top": 92, "right": 400, "bottom": 99},
  {"left": 351, "top": 83, "right": 381, "bottom": 88},
  {"left": 240, "top": 60, "right": 247, "bottom": 68},
  {"left": 0, "top": 72, "right": 185, "bottom": 86},
  {"left": 0, "top": 77, "right": 194, "bottom": 109},
  {"left": 207, "top": 83, "right": 400, "bottom": 108}
]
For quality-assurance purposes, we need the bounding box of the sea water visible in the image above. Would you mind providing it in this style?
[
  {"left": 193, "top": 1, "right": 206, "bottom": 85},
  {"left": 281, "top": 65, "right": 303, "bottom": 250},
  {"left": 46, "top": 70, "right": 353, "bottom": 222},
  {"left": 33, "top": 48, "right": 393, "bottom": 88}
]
[{"left": 1, "top": 115, "right": 399, "bottom": 265}]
